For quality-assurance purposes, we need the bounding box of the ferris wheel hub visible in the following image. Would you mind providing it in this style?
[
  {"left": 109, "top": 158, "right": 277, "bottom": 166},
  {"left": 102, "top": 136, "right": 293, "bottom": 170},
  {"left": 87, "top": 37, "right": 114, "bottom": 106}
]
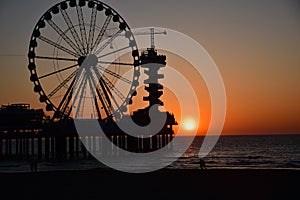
[{"left": 77, "top": 54, "right": 98, "bottom": 67}]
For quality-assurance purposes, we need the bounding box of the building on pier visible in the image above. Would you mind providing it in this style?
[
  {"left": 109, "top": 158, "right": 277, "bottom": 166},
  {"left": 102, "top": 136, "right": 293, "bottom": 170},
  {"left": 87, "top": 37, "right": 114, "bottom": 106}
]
[{"left": 0, "top": 104, "right": 45, "bottom": 133}]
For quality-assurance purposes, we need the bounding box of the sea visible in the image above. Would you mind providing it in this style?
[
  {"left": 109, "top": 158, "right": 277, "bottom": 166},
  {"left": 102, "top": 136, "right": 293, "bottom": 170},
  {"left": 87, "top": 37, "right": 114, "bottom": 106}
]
[{"left": 0, "top": 134, "right": 299, "bottom": 172}]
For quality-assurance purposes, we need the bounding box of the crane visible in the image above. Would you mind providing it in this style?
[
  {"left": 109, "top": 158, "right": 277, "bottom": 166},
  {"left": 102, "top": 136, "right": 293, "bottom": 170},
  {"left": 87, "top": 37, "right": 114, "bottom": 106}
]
[
  {"left": 111, "top": 28, "right": 167, "bottom": 49},
  {"left": 130, "top": 28, "right": 167, "bottom": 49}
]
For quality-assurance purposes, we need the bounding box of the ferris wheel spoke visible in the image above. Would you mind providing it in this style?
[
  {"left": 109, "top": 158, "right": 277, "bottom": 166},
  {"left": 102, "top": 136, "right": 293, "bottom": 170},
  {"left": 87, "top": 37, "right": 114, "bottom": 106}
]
[
  {"left": 39, "top": 63, "right": 78, "bottom": 79},
  {"left": 61, "top": 91, "right": 73, "bottom": 117},
  {"left": 36, "top": 56, "right": 77, "bottom": 62},
  {"left": 96, "top": 64, "right": 132, "bottom": 84},
  {"left": 55, "top": 76, "right": 76, "bottom": 119},
  {"left": 74, "top": 74, "right": 88, "bottom": 118},
  {"left": 88, "top": 6, "right": 97, "bottom": 53},
  {"left": 94, "top": 95, "right": 102, "bottom": 119},
  {"left": 76, "top": 5, "right": 88, "bottom": 54},
  {"left": 100, "top": 78, "right": 120, "bottom": 113},
  {"left": 92, "top": 15, "right": 112, "bottom": 51},
  {"left": 96, "top": 72, "right": 122, "bottom": 113},
  {"left": 38, "top": 36, "right": 78, "bottom": 57},
  {"left": 88, "top": 73, "right": 112, "bottom": 118},
  {"left": 46, "top": 19, "right": 82, "bottom": 55},
  {"left": 92, "top": 67, "right": 121, "bottom": 109},
  {"left": 98, "top": 61, "right": 134, "bottom": 66},
  {"left": 97, "top": 46, "right": 130, "bottom": 59},
  {"left": 94, "top": 30, "right": 122, "bottom": 55},
  {"left": 60, "top": 8, "right": 85, "bottom": 54},
  {"left": 62, "top": 70, "right": 86, "bottom": 118},
  {"left": 73, "top": 71, "right": 88, "bottom": 103},
  {"left": 98, "top": 78, "right": 113, "bottom": 110},
  {"left": 101, "top": 74, "right": 126, "bottom": 101},
  {"left": 92, "top": 77, "right": 113, "bottom": 117},
  {"left": 48, "top": 69, "right": 78, "bottom": 99},
  {"left": 72, "top": 71, "right": 86, "bottom": 111}
]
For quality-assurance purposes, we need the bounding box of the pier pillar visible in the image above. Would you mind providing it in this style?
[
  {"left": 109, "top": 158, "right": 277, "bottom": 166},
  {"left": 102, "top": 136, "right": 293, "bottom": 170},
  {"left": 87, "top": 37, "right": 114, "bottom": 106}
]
[
  {"left": 137, "top": 136, "right": 141, "bottom": 151},
  {"left": 152, "top": 135, "right": 157, "bottom": 150},
  {"left": 55, "top": 136, "right": 67, "bottom": 160},
  {"left": 126, "top": 135, "right": 138, "bottom": 153},
  {"left": 81, "top": 137, "right": 87, "bottom": 159},
  {"left": 89, "top": 136, "right": 93, "bottom": 157},
  {"left": 170, "top": 134, "right": 173, "bottom": 149},
  {"left": 15, "top": 138, "right": 19, "bottom": 157},
  {"left": 51, "top": 137, "right": 55, "bottom": 159},
  {"left": 87, "top": 136, "right": 92, "bottom": 158},
  {"left": 31, "top": 138, "right": 35, "bottom": 156},
  {"left": 38, "top": 137, "right": 42, "bottom": 160},
  {"left": 26, "top": 138, "right": 29, "bottom": 159},
  {"left": 157, "top": 135, "right": 161, "bottom": 149},
  {"left": 63, "top": 137, "right": 67, "bottom": 159},
  {"left": 0, "top": 139, "right": 2, "bottom": 158},
  {"left": 75, "top": 136, "right": 79, "bottom": 158},
  {"left": 19, "top": 138, "right": 23, "bottom": 158},
  {"left": 99, "top": 136, "right": 103, "bottom": 153},
  {"left": 69, "top": 136, "right": 74, "bottom": 159},
  {"left": 112, "top": 135, "right": 118, "bottom": 155},
  {"left": 5, "top": 139, "right": 8, "bottom": 157},
  {"left": 22, "top": 137, "right": 26, "bottom": 156},
  {"left": 118, "top": 135, "right": 123, "bottom": 149},
  {"left": 8, "top": 139, "right": 12, "bottom": 158},
  {"left": 93, "top": 136, "right": 96, "bottom": 153},
  {"left": 162, "top": 134, "right": 166, "bottom": 147},
  {"left": 143, "top": 136, "right": 150, "bottom": 152},
  {"left": 45, "top": 137, "right": 50, "bottom": 159}
]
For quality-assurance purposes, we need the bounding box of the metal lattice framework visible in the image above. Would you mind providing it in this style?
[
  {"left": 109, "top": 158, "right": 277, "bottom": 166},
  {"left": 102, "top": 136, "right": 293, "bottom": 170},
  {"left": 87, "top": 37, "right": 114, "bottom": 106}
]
[{"left": 28, "top": 0, "right": 140, "bottom": 121}]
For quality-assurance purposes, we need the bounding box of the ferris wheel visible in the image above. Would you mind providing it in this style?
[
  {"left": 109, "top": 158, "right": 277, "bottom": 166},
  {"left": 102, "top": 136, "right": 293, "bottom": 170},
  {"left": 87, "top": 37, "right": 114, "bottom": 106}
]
[{"left": 27, "top": 0, "right": 140, "bottom": 121}]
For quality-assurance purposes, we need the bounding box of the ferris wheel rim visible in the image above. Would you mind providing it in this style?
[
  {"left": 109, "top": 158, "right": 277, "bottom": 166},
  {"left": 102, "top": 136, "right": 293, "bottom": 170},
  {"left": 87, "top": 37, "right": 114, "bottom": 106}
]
[{"left": 27, "top": 0, "right": 140, "bottom": 120}]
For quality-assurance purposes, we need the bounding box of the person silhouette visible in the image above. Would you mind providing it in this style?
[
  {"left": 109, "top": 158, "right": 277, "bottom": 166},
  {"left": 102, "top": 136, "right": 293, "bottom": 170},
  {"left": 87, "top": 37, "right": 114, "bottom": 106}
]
[
  {"left": 30, "top": 159, "right": 38, "bottom": 172},
  {"left": 199, "top": 158, "right": 206, "bottom": 170}
]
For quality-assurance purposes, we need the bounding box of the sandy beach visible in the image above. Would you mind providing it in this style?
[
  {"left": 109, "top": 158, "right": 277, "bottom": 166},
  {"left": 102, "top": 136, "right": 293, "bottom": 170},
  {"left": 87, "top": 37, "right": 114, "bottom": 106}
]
[{"left": 0, "top": 168, "right": 299, "bottom": 200}]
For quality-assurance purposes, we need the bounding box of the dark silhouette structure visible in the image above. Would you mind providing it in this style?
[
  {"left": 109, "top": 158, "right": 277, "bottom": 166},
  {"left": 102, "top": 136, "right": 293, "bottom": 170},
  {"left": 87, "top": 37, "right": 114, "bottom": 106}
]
[
  {"left": 0, "top": 104, "right": 45, "bottom": 159},
  {"left": 0, "top": 104, "right": 44, "bottom": 132},
  {"left": 127, "top": 47, "right": 177, "bottom": 152},
  {"left": 0, "top": 38, "right": 177, "bottom": 160},
  {"left": 1, "top": 0, "right": 178, "bottom": 160}
]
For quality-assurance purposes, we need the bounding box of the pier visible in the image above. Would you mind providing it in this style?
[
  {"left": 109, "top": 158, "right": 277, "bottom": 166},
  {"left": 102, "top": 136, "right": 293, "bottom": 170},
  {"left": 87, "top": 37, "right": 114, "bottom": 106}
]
[{"left": 0, "top": 105, "right": 176, "bottom": 160}]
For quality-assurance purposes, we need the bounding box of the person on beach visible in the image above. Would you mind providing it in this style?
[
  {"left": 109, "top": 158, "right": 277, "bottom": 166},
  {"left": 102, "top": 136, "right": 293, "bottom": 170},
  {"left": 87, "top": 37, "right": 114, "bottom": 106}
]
[
  {"left": 199, "top": 158, "right": 206, "bottom": 170},
  {"left": 30, "top": 159, "right": 38, "bottom": 172}
]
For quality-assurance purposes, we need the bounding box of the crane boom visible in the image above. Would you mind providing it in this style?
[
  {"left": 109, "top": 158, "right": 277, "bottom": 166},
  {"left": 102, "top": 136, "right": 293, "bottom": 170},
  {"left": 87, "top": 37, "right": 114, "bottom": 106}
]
[
  {"left": 126, "top": 28, "right": 167, "bottom": 49},
  {"left": 110, "top": 28, "right": 167, "bottom": 49}
]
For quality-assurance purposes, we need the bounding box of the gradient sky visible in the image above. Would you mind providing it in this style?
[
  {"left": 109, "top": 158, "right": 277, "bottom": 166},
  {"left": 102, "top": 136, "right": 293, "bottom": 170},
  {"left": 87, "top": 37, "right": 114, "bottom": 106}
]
[{"left": 0, "top": 0, "right": 299, "bottom": 135}]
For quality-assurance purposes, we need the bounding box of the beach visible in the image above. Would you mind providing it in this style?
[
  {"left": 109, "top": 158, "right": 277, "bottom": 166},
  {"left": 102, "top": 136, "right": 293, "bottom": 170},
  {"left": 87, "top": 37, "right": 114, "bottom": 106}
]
[
  {"left": 0, "top": 135, "right": 299, "bottom": 199},
  {"left": 0, "top": 135, "right": 299, "bottom": 200},
  {"left": 0, "top": 168, "right": 299, "bottom": 200}
]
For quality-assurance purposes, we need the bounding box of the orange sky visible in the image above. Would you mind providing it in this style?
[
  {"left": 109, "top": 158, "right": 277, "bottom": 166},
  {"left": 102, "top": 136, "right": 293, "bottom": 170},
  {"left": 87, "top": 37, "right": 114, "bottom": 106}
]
[
  {"left": 0, "top": 0, "right": 299, "bottom": 135},
  {"left": 130, "top": 49, "right": 300, "bottom": 136}
]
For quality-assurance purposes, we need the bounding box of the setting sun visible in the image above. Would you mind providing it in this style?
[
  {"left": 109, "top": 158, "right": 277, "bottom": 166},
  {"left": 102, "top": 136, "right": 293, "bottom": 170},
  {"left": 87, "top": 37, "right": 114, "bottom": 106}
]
[{"left": 183, "top": 118, "right": 197, "bottom": 131}]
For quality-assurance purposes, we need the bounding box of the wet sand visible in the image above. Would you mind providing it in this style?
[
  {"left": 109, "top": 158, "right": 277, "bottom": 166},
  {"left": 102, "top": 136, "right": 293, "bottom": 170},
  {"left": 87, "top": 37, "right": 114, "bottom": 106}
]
[{"left": 0, "top": 168, "right": 299, "bottom": 200}]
